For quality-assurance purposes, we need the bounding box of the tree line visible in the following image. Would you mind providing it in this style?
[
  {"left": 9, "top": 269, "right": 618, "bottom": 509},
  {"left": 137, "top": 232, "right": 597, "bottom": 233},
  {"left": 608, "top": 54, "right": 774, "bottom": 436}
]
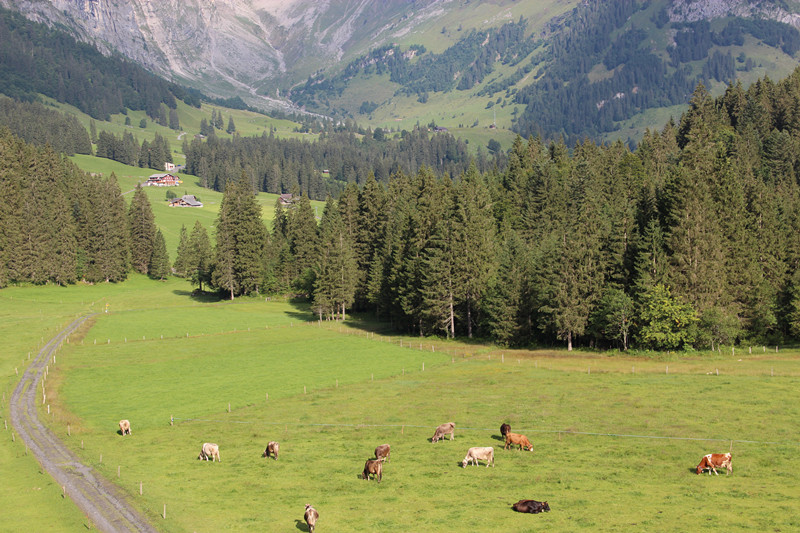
[
  {"left": 178, "top": 70, "right": 800, "bottom": 350},
  {"left": 0, "top": 96, "right": 92, "bottom": 156},
  {"left": 0, "top": 128, "right": 168, "bottom": 285},
  {"left": 0, "top": 7, "right": 202, "bottom": 122},
  {"left": 182, "top": 125, "right": 493, "bottom": 200},
  {"left": 95, "top": 130, "right": 173, "bottom": 171},
  {"left": 7, "top": 66, "right": 800, "bottom": 350}
]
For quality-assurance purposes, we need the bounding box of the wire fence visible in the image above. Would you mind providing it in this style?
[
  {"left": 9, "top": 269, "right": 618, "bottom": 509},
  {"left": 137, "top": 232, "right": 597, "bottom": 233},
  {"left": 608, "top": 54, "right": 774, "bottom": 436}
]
[{"left": 169, "top": 417, "right": 800, "bottom": 447}]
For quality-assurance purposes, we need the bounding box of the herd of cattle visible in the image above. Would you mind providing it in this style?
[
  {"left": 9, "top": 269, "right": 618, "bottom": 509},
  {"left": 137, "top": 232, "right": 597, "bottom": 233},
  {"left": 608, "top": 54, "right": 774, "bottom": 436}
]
[{"left": 117, "top": 418, "right": 733, "bottom": 528}]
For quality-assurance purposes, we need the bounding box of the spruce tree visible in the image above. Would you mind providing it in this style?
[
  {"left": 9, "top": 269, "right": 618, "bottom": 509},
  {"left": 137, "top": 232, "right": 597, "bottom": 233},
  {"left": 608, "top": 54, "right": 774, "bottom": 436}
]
[
  {"left": 188, "top": 220, "right": 212, "bottom": 292},
  {"left": 173, "top": 225, "right": 190, "bottom": 277},
  {"left": 212, "top": 177, "right": 267, "bottom": 298},
  {"left": 314, "top": 198, "right": 358, "bottom": 320},
  {"left": 453, "top": 162, "right": 496, "bottom": 337},
  {"left": 128, "top": 183, "right": 156, "bottom": 274},
  {"left": 86, "top": 175, "right": 129, "bottom": 282},
  {"left": 149, "top": 229, "right": 170, "bottom": 280}
]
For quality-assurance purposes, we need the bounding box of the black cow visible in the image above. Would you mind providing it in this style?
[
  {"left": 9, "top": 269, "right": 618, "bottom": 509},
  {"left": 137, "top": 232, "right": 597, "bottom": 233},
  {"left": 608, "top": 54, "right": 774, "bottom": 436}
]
[
  {"left": 512, "top": 499, "right": 550, "bottom": 513},
  {"left": 500, "top": 423, "right": 511, "bottom": 437}
]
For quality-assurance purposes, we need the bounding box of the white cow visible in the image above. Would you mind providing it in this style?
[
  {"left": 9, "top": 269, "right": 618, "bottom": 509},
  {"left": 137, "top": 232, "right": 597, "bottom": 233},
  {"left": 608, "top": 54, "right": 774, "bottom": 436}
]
[
  {"left": 462, "top": 446, "right": 494, "bottom": 467},
  {"left": 198, "top": 442, "right": 221, "bottom": 462}
]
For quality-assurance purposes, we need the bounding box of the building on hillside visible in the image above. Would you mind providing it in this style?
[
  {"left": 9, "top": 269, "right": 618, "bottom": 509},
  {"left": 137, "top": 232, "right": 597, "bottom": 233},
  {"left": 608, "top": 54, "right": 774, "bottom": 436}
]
[
  {"left": 279, "top": 193, "right": 293, "bottom": 205},
  {"left": 165, "top": 162, "right": 176, "bottom": 171},
  {"left": 169, "top": 195, "right": 203, "bottom": 207},
  {"left": 145, "top": 173, "right": 181, "bottom": 187}
]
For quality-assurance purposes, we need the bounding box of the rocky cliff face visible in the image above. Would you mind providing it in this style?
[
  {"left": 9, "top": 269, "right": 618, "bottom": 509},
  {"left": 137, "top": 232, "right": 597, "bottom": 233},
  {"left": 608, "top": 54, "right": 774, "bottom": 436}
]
[
  {"left": 668, "top": 0, "right": 800, "bottom": 27},
  {"left": 0, "top": 0, "right": 448, "bottom": 106}
]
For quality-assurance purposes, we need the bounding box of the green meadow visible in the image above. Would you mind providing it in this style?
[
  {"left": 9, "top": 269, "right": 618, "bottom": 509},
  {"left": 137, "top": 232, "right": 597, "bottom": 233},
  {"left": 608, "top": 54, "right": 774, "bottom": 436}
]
[{"left": 1, "top": 276, "right": 798, "bottom": 531}]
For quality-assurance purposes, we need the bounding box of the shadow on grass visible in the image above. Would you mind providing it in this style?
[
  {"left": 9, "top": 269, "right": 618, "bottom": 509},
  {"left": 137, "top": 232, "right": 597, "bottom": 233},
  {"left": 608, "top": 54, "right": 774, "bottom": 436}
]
[
  {"left": 172, "top": 289, "right": 225, "bottom": 303},
  {"left": 294, "top": 519, "right": 309, "bottom": 532}
]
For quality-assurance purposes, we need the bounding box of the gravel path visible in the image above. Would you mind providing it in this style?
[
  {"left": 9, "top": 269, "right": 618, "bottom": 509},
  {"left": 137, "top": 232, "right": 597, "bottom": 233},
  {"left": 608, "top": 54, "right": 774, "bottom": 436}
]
[{"left": 10, "top": 315, "right": 159, "bottom": 533}]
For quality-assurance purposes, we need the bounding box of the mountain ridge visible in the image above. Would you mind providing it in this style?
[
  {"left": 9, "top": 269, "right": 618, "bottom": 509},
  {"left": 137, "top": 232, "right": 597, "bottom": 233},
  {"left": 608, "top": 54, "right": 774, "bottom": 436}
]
[{"left": 4, "top": 0, "right": 800, "bottom": 142}]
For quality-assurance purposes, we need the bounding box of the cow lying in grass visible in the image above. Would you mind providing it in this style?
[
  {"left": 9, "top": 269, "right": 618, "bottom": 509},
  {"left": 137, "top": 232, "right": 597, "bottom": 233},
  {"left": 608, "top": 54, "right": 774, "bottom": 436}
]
[
  {"left": 512, "top": 499, "right": 550, "bottom": 513},
  {"left": 362, "top": 458, "right": 383, "bottom": 482},
  {"left": 262, "top": 441, "right": 279, "bottom": 460},
  {"left": 198, "top": 442, "right": 221, "bottom": 462},
  {"left": 462, "top": 447, "right": 494, "bottom": 468},
  {"left": 304, "top": 504, "right": 318, "bottom": 532},
  {"left": 431, "top": 422, "right": 455, "bottom": 443},
  {"left": 504, "top": 432, "right": 533, "bottom": 451},
  {"left": 119, "top": 419, "right": 131, "bottom": 436},
  {"left": 696, "top": 452, "right": 732, "bottom": 475},
  {"left": 374, "top": 444, "right": 390, "bottom": 462}
]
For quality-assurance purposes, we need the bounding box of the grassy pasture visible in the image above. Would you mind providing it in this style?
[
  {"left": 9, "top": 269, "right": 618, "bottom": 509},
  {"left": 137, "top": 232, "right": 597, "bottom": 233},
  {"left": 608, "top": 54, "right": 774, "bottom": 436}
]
[{"left": 17, "top": 278, "right": 798, "bottom": 532}]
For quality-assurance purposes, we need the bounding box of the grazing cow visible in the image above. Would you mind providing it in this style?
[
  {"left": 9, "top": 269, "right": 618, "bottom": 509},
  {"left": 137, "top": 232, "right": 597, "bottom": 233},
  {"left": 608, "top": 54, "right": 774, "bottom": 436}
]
[
  {"left": 431, "top": 422, "right": 455, "bottom": 443},
  {"left": 462, "top": 446, "right": 495, "bottom": 468},
  {"left": 304, "top": 503, "right": 319, "bottom": 533},
  {"left": 119, "top": 419, "right": 131, "bottom": 436},
  {"left": 362, "top": 458, "right": 383, "bottom": 482},
  {"left": 374, "top": 444, "right": 391, "bottom": 463},
  {"left": 500, "top": 423, "right": 511, "bottom": 437},
  {"left": 504, "top": 432, "right": 534, "bottom": 451},
  {"left": 262, "top": 441, "right": 280, "bottom": 460},
  {"left": 696, "top": 453, "right": 732, "bottom": 475},
  {"left": 512, "top": 499, "right": 550, "bottom": 513},
  {"left": 198, "top": 442, "right": 221, "bottom": 462}
]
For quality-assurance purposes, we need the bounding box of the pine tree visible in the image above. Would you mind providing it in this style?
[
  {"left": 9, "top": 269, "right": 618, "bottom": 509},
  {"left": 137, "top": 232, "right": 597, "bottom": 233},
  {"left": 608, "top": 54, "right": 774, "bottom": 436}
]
[
  {"left": 173, "top": 225, "right": 190, "bottom": 277},
  {"left": 355, "top": 174, "right": 388, "bottom": 309},
  {"left": 452, "top": 162, "right": 496, "bottom": 337},
  {"left": 148, "top": 229, "right": 170, "bottom": 280},
  {"left": 128, "top": 183, "right": 156, "bottom": 274},
  {"left": 313, "top": 198, "right": 358, "bottom": 320},
  {"left": 226, "top": 115, "right": 236, "bottom": 134},
  {"left": 212, "top": 177, "right": 267, "bottom": 298},
  {"left": 188, "top": 220, "right": 212, "bottom": 292},
  {"left": 86, "top": 175, "right": 129, "bottom": 282},
  {"left": 285, "top": 193, "right": 319, "bottom": 293}
]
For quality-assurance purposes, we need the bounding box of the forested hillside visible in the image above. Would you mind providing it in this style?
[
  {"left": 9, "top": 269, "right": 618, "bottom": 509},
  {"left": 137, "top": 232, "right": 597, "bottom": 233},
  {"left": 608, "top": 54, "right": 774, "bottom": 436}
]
[
  {"left": 0, "top": 129, "right": 130, "bottom": 285},
  {"left": 0, "top": 7, "right": 201, "bottom": 121},
  {"left": 182, "top": 125, "right": 500, "bottom": 197},
  {"left": 289, "top": 0, "right": 800, "bottom": 144},
  {"left": 185, "top": 70, "right": 800, "bottom": 350},
  {"left": 5, "top": 65, "right": 800, "bottom": 349}
]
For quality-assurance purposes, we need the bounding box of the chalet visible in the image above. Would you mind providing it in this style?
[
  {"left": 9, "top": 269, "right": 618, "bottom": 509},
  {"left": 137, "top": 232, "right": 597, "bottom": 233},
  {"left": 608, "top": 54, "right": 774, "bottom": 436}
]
[
  {"left": 279, "top": 193, "right": 294, "bottom": 206},
  {"left": 168, "top": 195, "right": 203, "bottom": 208},
  {"left": 165, "top": 162, "right": 176, "bottom": 171},
  {"left": 145, "top": 173, "right": 181, "bottom": 187}
]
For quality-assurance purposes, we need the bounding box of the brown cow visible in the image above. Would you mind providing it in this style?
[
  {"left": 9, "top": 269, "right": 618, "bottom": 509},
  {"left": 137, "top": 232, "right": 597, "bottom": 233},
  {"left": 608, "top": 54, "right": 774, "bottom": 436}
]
[
  {"left": 512, "top": 499, "right": 550, "bottom": 513},
  {"left": 119, "top": 419, "right": 131, "bottom": 436},
  {"left": 262, "top": 441, "right": 280, "bottom": 460},
  {"left": 696, "top": 453, "right": 732, "bottom": 475},
  {"left": 362, "top": 458, "right": 383, "bottom": 482},
  {"left": 504, "top": 432, "right": 534, "bottom": 451},
  {"left": 431, "top": 422, "right": 455, "bottom": 443},
  {"left": 375, "top": 443, "right": 391, "bottom": 463},
  {"left": 304, "top": 503, "right": 319, "bottom": 533},
  {"left": 198, "top": 442, "right": 221, "bottom": 462},
  {"left": 500, "top": 423, "right": 511, "bottom": 437}
]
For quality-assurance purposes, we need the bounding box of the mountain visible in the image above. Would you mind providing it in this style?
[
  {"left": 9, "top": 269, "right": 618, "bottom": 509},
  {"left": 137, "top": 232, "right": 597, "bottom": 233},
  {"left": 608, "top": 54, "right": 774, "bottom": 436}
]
[{"left": 4, "top": 0, "right": 800, "bottom": 143}]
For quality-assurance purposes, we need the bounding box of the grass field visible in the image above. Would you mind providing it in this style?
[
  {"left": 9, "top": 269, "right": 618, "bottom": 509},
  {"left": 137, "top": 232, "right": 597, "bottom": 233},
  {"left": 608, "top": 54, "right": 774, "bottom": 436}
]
[
  {"left": 0, "top": 276, "right": 794, "bottom": 532},
  {"left": 66, "top": 154, "right": 325, "bottom": 263}
]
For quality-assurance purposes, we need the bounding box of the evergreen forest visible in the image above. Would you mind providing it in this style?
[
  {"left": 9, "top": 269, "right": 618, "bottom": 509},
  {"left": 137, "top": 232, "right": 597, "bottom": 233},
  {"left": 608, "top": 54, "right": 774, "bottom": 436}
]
[{"left": 6, "top": 67, "right": 800, "bottom": 350}]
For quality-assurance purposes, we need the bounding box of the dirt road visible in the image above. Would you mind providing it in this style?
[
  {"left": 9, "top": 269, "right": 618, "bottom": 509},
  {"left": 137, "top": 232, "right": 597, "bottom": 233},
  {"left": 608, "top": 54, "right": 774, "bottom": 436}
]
[{"left": 10, "top": 315, "right": 159, "bottom": 533}]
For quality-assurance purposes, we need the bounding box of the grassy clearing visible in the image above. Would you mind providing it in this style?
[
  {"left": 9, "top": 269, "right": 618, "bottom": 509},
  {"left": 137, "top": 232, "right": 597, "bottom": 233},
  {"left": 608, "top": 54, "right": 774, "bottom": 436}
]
[
  {"left": 67, "top": 154, "right": 324, "bottom": 262},
  {"left": 17, "top": 277, "right": 797, "bottom": 532},
  {"left": 4, "top": 277, "right": 800, "bottom": 531}
]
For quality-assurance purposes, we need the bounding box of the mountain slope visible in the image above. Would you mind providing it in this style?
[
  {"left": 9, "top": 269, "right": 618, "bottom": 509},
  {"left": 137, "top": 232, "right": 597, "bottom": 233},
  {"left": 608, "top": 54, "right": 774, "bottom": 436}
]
[{"left": 4, "top": 0, "right": 800, "bottom": 143}]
